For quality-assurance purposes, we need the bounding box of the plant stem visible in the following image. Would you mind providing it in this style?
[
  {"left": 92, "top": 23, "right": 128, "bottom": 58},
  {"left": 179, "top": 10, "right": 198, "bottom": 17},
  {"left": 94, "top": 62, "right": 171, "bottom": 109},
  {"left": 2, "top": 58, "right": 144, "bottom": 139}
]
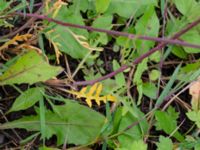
[
  {"left": 12, "top": 12, "right": 200, "bottom": 86},
  {"left": 13, "top": 12, "right": 200, "bottom": 49},
  {"left": 74, "top": 17, "right": 200, "bottom": 86}
]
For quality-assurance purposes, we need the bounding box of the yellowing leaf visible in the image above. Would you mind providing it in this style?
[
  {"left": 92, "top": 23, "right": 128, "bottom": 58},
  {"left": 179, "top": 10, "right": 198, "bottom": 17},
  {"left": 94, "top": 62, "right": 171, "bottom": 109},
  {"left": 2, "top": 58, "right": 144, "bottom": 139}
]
[
  {"left": 0, "top": 34, "right": 32, "bottom": 52},
  {"left": 67, "top": 83, "right": 116, "bottom": 107},
  {"left": 189, "top": 77, "right": 200, "bottom": 111},
  {"left": 51, "top": 41, "right": 62, "bottom": 64},
  {"left": 0, "top": 34, "right": 33, "bottom": 60}
]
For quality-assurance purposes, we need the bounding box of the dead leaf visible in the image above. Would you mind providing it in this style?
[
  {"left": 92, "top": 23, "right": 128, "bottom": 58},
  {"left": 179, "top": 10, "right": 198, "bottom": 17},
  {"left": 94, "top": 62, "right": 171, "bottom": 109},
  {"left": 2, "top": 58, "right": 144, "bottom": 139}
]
[
  {"left": 66, "top": 83, "right": 117, "bottom": 107},
  {"left": 189, "top": 77, "right": 200, "bottom": 111}
]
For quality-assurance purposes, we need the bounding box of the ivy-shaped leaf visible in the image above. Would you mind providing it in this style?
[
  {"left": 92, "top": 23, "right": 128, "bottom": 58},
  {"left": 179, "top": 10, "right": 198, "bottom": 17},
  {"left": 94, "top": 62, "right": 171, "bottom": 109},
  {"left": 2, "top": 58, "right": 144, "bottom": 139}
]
[
  {"left": 67, "top": 83, "right": 117, "bottom": 107},
  {"left": 0, "top": 50, "right": 63, "bottom": 85}
]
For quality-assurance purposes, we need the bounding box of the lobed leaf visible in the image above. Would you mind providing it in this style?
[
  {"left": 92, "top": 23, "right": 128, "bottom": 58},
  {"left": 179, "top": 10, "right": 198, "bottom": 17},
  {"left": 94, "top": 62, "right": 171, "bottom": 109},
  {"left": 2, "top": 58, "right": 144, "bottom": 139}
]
[
  {"left": 155, "top": 107, "right": 184, "bottom": 142},
  {"left": 67, "top": 83, "right": 117, "bottom": 107},
  {"left": 0, "top": 100, "right": 106, "bottom": 145},
  {"left": 156, "top": 136, "right": 173, "bottom": 150}
]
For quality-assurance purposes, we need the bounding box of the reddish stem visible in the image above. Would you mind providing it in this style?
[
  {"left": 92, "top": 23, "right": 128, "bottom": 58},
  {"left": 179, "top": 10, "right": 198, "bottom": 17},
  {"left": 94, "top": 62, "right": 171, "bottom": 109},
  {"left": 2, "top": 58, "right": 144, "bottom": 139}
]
[
  {"left": 12, "top": 12, "right": 200, "bottom": 86},
  {"left": 13, "top": 12, "right": 200, "bottom": 49},
  {"left": 74, "top": 17, "right": 200, "bottom": 86}
]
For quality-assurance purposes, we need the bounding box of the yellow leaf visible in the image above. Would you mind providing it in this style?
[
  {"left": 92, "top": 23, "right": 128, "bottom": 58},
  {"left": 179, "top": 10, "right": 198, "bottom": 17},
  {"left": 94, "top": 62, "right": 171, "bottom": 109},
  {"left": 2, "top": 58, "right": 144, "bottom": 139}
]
[
  {"left": 95, "top": 83, "right": 103, "bottom": 106},
  {"left": 0, "top": 34, "right": 33, "bottom": 59},
  {"left": 51, "top": 41, "right": 62, "bottom": 64},
  {"left": 68, "top": 30, "right": 103, "bottom": 52},
  {"left": 66, "top": 83, "right": 117, "bottom": 107},
  {"left": 0, "top": 34, "right": 32, "bottom": 52}
]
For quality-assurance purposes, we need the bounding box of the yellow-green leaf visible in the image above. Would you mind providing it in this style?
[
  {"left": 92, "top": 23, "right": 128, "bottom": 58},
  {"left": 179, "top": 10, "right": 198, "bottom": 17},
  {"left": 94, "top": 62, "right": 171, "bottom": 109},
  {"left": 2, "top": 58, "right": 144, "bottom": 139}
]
[
  {"left": 8, "top": 87, "right": 44, "bottom": 113},
  {"left": 0, "top": 50, "right": 63, "bottom": 85},
  {"left": 95, "top": 0, "right": 111, "bottom": 13}
]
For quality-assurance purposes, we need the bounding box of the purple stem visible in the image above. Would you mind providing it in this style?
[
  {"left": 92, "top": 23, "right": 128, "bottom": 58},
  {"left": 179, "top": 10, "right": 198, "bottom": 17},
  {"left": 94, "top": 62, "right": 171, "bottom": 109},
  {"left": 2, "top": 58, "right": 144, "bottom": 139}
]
[
  {"left": 14, "top": 12, "right": 200, "bottom": 49},
  {"left": 74, "top": 17, "right": 200, "bottom": 86},
  {"left": 12, "top": 12, "right": 200, "bottom": 86}
]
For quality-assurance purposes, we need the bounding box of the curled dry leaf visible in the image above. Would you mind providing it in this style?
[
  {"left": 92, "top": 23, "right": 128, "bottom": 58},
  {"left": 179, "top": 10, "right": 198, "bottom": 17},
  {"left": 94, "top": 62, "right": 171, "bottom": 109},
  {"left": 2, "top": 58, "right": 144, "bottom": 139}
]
[{"left": 189, "top": 77, "right": 200, "bottom": 111}]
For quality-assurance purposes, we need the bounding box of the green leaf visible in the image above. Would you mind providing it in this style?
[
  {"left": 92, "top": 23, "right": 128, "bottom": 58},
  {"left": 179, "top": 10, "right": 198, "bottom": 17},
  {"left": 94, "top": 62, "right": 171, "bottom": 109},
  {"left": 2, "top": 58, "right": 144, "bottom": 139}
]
[
  {"left": 116, "top": 27, "right": 135, "bottom": 49},
  {"left": 105, "top": 0, "right": 157, "bottom": 18},
  {"left": 0, "top": 0, "right": 11, "bottom": 12},
  {"left": 156, "top": 136, "right": 173, "bottom": 150},
  {"left": 181, "top": 30, "right": 200, "bottom": 53},
  {"left": 130, "top": 140, "right": 147, "bottom": 150},
  {"left": 155, "top": 64, "right": 181, "bottom": 107},
  {"left": 180, "top": 60, "right": 200, "bottom": 73},
  {"left": 39, "top": 146, "right": 60, "bottom": 150},
  {"left": 133, "top": 58, "right": 148, "bottom": 84},
  {"left": 177, "top": 61, "right": 200, "bottom": 82},
  {"left": 135, "top": 6, "right": 160, "bottom": 54},
  {"left": 142, "top": 82, "right": 157, "bottom": 99},
  {"left": 8, "top": 87, "right": 44, "bottom": 113},
  {"left": 45, "top": 6, "right": 90, "bottom": 59},
  {"left": 149, "top": 51, "right": 161, "bottom": 62},
  {"left": 92, "top": 15, "right": 113, "bottom": 30},
  {"left": 118, "top": 106, "right": 148, "bottom": 148},
  {"left": 113, "top": 60, "right": 126, "bottom": 87},
  {"left": 117, "top": 140, "right": 147, "bottom": 150},
  {"left": 136, "top": 84, "right": 143, "bottom": 105},
  {"left": 180, "top": 136, "right": 200, "bottom": 149},
  {"left": 166, "top": 19, "right": 187, "bottom": 37},
  {"left": 0, "top": 51, "right": 62, "bottom": 85},
  {"left": 46, "top": 26, "right": 88, "bottom": 59},
  {"left": 20, "top": 132, "right": 40, "bottom": 145},
  {"left": 195, "top": 143, "right": 200, "bottom": 150},
  {"left": 166, "top": 17, "right": 200, "bottom": 54},
  {"left": 95, "top": 0, "right": 111, "bottom": 13},
  {"left": 155, "top": 107, "right": 184, "bottom": 142},
  {"left": 0, "top": 100, "right": 105, "bottom": 145},
  {"left": 149, "top": 69, "right": 161, "bottom": 81},
  {"left": 173, "top": 0, "right": 200, "bottom": 22},
  {"left": 133, "top": 58, "right": 148, "bottom": 104},
  {"left": 173, "top": 0, "right": 194, "bottom": 15},
  {"left": 90, "top": 15, "right": 113, "bottom": 45},
  {"left": 39, "top": 95, "right": 46, "bottom": 143},
  {"left": 70, "top": 0, "right": 89, "bottom": 13},
  {"left": 187, "top": 110, "right": 200, "bottom": 128},
  {"left": 171, "top": 46, "right": 187, "bottom": 59}
]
